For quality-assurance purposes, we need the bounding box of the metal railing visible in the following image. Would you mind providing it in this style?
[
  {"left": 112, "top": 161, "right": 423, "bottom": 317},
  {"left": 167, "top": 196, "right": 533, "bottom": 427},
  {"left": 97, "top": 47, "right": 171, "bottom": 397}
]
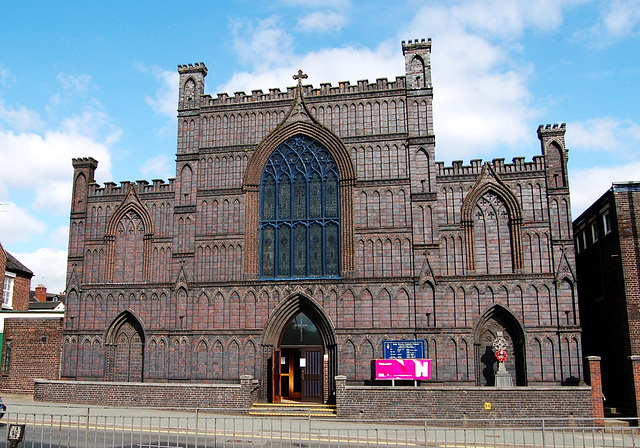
[{"left": 0, "top": 410, "right": 638, "bottom": 448}]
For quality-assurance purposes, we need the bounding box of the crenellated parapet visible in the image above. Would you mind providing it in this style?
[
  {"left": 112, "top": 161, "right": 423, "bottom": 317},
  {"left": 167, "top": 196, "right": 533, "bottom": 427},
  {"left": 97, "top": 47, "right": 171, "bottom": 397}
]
[
  {"left": 72, "top": 157, "right": 98, "bottom": 171},
  {"left": 436, "top": 155, "right": 545, "bottom": 178},
  {"left": 402, "top": 38, "right": 432, "bottom": 53},
  {"left": 537, "top": 123, "right": 566, "bottom": 138},
  {"left": 198, "top": 77, "right": 408, "bottom": 108},
  {"left": 178, "top": 62, "right": 207, "bottom": 76},
  {"left": 87, "top": 178, "right": 175, "bottom": 197}
]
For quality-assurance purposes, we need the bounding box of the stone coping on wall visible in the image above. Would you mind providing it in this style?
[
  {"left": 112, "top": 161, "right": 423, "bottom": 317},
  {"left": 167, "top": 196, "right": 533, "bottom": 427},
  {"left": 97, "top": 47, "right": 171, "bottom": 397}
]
[
  {"left": 36, "top": 379, "right": 244, "bottom": 389},
  {"left": 335, "top": 376, "right": 595, "bottom": 423},
  {"left": 341, "top": 384, "right": 592, "bottom": 392},
  {"left": 34, "top": 376, "right": 256, "bottom": 411}
]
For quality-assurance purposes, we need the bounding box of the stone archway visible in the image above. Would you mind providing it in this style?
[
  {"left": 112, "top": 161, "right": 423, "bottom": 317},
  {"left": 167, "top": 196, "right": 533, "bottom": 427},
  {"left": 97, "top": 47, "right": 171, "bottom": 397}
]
[
  {"left": 104, "top": 311, "right": 145, "bottom": 382},
  {"left": 262, "top": 294, "right": 336, "bottom": 403},
  {"left": 474, "top": 305, "right": 527, "bottom": 386}
]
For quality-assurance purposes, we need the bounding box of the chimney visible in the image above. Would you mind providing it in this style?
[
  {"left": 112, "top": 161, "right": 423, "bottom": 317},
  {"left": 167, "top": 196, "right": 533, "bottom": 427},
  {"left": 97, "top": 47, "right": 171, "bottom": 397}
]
[{"left": 35, "top": 284, "right": 47, "bottom": 302}]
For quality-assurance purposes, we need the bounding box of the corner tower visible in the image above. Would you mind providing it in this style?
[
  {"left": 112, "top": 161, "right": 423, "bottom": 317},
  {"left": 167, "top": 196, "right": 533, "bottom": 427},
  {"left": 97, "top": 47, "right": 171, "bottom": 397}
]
[
  {"left": 404, "top": 39, "right": 438, "bottom": 272},
  {"left": 403, "top": 38, "right": 432, "bottom": 90},
  {"left": 177, "top": 63, "right": 207, "bottom": 155},
  {"left": 538, "top": 124, "right": 572, "bottom": 243}
]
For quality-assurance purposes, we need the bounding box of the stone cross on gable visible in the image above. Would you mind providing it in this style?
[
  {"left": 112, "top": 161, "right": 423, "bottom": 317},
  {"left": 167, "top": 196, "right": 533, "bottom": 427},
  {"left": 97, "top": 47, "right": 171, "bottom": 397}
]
[{"left": 293, "top": 69, "right": 308, "bottom": 87}]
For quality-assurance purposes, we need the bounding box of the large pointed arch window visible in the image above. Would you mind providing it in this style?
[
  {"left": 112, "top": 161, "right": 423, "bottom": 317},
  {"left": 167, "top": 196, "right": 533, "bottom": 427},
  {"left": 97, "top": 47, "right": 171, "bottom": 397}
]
[{"left": 260, "top": 135, "right": 340, "bottom": 279}]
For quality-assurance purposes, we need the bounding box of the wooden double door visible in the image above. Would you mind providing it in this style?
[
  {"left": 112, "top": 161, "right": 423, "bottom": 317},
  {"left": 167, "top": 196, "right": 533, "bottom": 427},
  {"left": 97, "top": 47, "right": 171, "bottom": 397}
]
[{"left": 273, "top": 346, "right": 323, "bottom": 402}]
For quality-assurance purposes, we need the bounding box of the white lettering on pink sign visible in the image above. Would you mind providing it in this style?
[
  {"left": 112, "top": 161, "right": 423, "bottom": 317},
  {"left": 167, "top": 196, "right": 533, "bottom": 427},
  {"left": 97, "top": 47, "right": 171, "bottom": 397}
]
[{"left": 375, "top": 359, "right": 431, "bottom": 380}]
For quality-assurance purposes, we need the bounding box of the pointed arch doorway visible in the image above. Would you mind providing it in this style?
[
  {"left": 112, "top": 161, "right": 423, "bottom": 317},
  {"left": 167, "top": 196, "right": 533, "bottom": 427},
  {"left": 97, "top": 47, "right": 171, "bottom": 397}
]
[
  {"left": 263, "top": 295, "right": 336, "bottom": 404},
  {"left": 274, "top": 313, "right": 323, "bottom": 402}
]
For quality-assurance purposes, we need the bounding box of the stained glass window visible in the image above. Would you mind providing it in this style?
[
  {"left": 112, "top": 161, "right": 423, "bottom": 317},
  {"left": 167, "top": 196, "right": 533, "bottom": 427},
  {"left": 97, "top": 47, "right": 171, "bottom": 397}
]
[{"left": 260, "top": 135, "right": 340, "bottom": 279}]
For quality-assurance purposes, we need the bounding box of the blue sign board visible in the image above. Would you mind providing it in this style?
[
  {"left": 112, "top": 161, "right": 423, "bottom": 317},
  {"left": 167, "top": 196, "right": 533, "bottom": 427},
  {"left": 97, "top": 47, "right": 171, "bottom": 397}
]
[{"left": 383, "top": 340, "right": 425, "bottom": 359}]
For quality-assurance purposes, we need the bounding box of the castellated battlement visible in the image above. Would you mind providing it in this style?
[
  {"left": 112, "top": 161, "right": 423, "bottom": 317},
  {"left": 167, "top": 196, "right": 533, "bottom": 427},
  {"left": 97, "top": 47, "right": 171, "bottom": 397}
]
[
  {"left": 401, "top": 38, "right": 432, "bottom": 53},
  {"left": 537, "top": 122, "right": 566, "bottom": 137},
  {"left": 195, "top": 76, "right": 408, "bottom": 108},
  {"left": 72, "top": 157, "right": 98, "bottom": 169},
  {"left": 436, "top": 155, "right": 545, "bottom": 177},
  {"left": 87, "top": 178, "right": 175, "bottom": 197},
  {"left": 178, "top": 62, "right": 207, "bottom": 75}
]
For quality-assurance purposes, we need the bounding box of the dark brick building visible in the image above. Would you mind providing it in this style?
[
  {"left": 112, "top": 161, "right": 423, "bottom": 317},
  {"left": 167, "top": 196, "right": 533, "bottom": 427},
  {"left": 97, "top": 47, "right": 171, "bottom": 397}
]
[
  {"left": 574, "top": 182, "right": 640, "bottom": 415},
  {"left": 63, "top": 39, "right": 581, "bottom": 404}
]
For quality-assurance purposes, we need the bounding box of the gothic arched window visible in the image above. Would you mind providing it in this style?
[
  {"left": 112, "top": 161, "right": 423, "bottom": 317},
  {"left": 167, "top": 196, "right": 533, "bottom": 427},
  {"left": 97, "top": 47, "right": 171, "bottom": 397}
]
[{"left": 260, "top": 135, "right": 340, "bottom": 279}]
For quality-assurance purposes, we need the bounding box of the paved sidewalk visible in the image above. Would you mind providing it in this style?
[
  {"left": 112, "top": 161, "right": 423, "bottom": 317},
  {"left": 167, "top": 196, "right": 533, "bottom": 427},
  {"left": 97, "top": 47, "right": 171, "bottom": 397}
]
[
  {"left": 0, "top": 393, "right": 217, "bottom": 419},
  {"left": 0, "top": 393, "right": 385, "bottom": 432}
]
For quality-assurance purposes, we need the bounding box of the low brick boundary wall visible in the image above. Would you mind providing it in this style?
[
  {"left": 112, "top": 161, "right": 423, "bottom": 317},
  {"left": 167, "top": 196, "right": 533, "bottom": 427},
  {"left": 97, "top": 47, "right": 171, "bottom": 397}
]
[
  {"left": 34, "top": 375, "right": 256, "bottom": 410},
  {"left": 0, "top": 317, "right": 64, "bottom": 394},
  {"left": 336, "top": 376, "right": 594, "bottom": 423}
]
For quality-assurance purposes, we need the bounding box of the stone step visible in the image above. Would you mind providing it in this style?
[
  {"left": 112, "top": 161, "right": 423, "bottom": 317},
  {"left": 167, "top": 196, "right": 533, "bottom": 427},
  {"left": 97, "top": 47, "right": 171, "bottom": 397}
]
[{"left": 249, "top": 402, "right": 337, "bottom": 418}]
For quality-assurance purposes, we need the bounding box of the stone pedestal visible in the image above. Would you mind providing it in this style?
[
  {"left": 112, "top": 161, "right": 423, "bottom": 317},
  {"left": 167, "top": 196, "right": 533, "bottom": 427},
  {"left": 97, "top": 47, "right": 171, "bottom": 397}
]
[{"left": 495, "top": 362, "right": 513, "bottom": 387}]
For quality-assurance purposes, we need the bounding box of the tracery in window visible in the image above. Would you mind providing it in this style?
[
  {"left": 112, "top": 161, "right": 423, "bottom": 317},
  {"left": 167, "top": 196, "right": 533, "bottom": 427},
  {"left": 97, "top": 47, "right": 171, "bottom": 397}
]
[{"left": 260, "top": 135, "right": 340, "bottom": 279}]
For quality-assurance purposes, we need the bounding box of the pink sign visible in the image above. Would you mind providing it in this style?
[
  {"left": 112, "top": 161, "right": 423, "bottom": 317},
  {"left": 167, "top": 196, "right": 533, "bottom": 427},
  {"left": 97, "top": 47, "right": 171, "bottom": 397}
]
[{"left": 375, "top": 359, "right": 431, "bottom": 380}]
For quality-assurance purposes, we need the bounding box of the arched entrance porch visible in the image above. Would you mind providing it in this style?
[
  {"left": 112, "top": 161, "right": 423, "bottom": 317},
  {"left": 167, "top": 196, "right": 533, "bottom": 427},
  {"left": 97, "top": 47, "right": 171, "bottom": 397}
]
[
  {"left": 474, "top": 305, "right": 527, "bottom": 386},
  {"left": 262, "top": 294, "right": 336, "bottom": 403}
]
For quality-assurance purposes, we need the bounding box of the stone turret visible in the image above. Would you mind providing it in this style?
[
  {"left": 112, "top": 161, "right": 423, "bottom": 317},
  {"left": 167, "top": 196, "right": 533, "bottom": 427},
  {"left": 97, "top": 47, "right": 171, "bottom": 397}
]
[
  {"left": 402, "top": 38, "right": 432, "bottom": 90},
  {"left": 177, "top": 63, "right": 207, "bottom": 111},
  {"left": 71, "top": 157, "right": 98, "bottom": 214},
  {"left": 538, "top": 123, "right": 568, "bottom": 189},
  {"left": 176, "top": 63, "right": 207, "bottom": 156}
]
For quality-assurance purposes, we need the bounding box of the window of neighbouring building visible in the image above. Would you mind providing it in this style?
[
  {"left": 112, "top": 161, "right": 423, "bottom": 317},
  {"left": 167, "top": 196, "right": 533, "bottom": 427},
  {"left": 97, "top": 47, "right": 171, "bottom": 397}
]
[
  {"left": 603, "top": 210, "right": 611, "bottom": 235},
  {"left": 590, "top": 220, "right": 598, "bottom": 244},
  {"left": 3, "top": 273, "right": 15, "bottom": 310}
]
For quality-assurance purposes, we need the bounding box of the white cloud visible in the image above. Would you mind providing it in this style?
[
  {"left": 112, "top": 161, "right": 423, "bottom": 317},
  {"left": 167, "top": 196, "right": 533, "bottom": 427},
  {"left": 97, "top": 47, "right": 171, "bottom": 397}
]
[
  {"left": 593, "top": 0, "right": 640, "bottom": 38},
  {"left": 0, "top": 127, "right": 113, "bottom": 214},
  {"left": 57, "top": 73, "right": 92, "bottom": 93},
  {"left": 231, "top": 16, "right": 295, "bottom": 70},
  {"left": 402, "top": 5, "right": 537, "bottom": 161},
  {"left": 219, "top": 41, "right": 403, "bottom": 97},
  {"left": 0, "top": 67, "right": 15, "bottom": 87},
  {"left": 297, "top": 10, "right": 348, "bottom": 32},
  {"left": 50, "top": 225, "right": 70, "bottom": 247},
  {"left": 13, "top": 247, "right": 68, "bottom": 294},
  {"left": 436, "top": 0, "right": 588, "bottom": 39},
  {"left": 143, "top": 66, "right": 179, "bottom": 123},
  {"left": 570, "top": 161, "right": 640, "bottom": 217},
  {"left": 0, "top": 99, "right": 43, "bottom": 131},
  {"left": 62, "top": 110, "right": 122, "bottom": 146},
  {"left": 33, "top": 180, "right": 74, "bottom": 215},
  {"left": 568, "top": 117, "right": 640, "bottom": 155},
  {"left": 140, "top": 153, "right": 174, "bottom": 180},
  {"left": 0, "top": 202, "right": 47, "bottom": 244},
  {"left": 224, "top": 4, "right": 538, "bottom": 161},
  {"left": 280, "top": 0, "right": 349, "bottom": 8}
]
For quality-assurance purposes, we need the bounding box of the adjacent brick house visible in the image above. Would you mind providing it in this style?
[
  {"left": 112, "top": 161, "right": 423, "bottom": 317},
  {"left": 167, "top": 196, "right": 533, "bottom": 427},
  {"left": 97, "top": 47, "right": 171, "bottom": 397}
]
[
  {"left": 62, "top": 39, "right": 581, "bottom": 405},
  {"left": 0, "top": 243, "right": 65, "bottom": 393},
  {"left": 574, "top": 182, "right": 640, "bottom": 415},
  {"left": 1, "top": 242, "right": 33, "bottom": 313}
]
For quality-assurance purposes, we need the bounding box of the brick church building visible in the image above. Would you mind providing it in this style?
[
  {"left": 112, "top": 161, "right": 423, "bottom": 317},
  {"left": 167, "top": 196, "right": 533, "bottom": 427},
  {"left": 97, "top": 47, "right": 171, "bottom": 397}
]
[{"left": 63, "top": 39, "right": 581, "bottom": 404}]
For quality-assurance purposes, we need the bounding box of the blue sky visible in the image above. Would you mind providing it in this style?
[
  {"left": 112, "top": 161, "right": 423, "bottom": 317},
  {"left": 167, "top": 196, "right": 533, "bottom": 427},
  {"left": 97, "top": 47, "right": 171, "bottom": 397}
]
[{"left": 1, "top": 0, "right": 639, "bottom": 293}]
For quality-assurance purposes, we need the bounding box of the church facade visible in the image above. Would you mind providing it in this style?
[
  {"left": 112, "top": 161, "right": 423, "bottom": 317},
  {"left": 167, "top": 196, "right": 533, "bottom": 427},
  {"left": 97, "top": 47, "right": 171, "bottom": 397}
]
[{"left": 63, "top": 39, "right": 581, "bottom": 403}]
